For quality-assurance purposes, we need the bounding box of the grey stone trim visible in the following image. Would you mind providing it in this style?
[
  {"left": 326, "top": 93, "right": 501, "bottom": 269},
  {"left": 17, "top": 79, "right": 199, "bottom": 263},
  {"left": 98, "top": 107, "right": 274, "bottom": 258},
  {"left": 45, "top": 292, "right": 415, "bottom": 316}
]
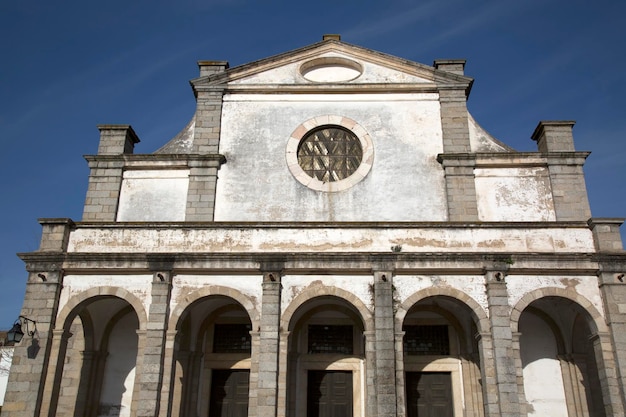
[
  {"left": 37, "top": 218, "right": 74, "bottom": 252},
  {"left": 96, "top": 125, "right": 140, "bottom": 155},
  {"left": 598, "top": 269, "right": 626, "bottom": 413},
  {"left": 531, "top": 120, "right": 577, "bottom": 153},
  {"left": 192, "top": 88, "right": 225, "bottom": 154},
  {"left": 589, "top": 218, "right": 625, "bottom": 252},
  {"left": 437, "top": 154, "right": 479, "bottom": 221},
  {"left": 135, "top": 272, "right": 173, "bottom": 417},
  {"left": 185, "top": 158, "right": 222, "bottom": 221},
  {"left": 256, "top": 272, "right": 282, "bottom": 417},
  {"left": 373, "top": 270, "right": 397, "bottom": 417},
  {"left": 2, "top": 269, "right": 64, "bottom": 417},
  {"left": 439, "top": 88, "right": 471, "bottom": 153},
  {"left": 484, "top": 268, "right": 521, "bottom": 417},
  {"left": 433, "top": 59, "right": 466, "bottom": 76}
]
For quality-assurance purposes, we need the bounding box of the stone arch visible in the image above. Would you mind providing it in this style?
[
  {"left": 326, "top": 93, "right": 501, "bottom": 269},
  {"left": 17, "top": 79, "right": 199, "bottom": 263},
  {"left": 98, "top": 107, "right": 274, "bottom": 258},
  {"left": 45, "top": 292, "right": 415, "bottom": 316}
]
[
  {"left": 281, "top": 283, "right": 373, "bottom": 332},
  {"left": 57, "top": 286, "right": 148, "bottom": 331},
  {"left": 510, "top": 287, "right": 608, "bottom": 334},
  {"left": 168, "top": 285, "right": 260, "bottom": 331},
  {"left": 396, "top": 286, "right": 490, "bottom": 334}
]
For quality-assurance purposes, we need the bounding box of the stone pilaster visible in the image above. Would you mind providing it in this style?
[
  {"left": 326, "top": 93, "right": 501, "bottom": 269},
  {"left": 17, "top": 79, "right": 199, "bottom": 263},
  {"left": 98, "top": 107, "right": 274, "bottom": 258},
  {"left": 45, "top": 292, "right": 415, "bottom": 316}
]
[
  {"left": 256, "top": 269, "right": 282, "bottom": 417},
  {"left": 135, "top": 270, "right": 173, "bottom": 417},
  {"left": 531, "top": 121, "right": 592, "bottom": 221},
  {"left": 597, "top": 266, "right": 626, "bottom": 415},
  {"left": 373, "top": 270, "right": 397, "bottom": 417},
  {"left": 3, "top": 219, "right": 71, "bottom": 417},
  {"left": 484, "top": 267, "right": 520, "bottom": 417},
  {"left": 439, "top": 88, "right": 471, "bottom": 153},
  {"left": 185, "top": 156, "right": 225, "bottom": 221},
  {"left": 82, "top": 126, "right": 139, "bottom": 222},
  {"left": 82, "top": 156, "right": 125, "bottom": 221},
  {"left": 437, "top": 154, "right": 479, "bottom": 221},
  {"left": 96, "top": 124, "right": 140, "bottom": 155},
  {"left": 3, "top": 269, "right": 64, "bottom": 417},
  {"left": 589, "top": 218, "right": 625, "bottom": 252},
  {"left": 193, "top": 87, "right": 224, "bottom": 154}
]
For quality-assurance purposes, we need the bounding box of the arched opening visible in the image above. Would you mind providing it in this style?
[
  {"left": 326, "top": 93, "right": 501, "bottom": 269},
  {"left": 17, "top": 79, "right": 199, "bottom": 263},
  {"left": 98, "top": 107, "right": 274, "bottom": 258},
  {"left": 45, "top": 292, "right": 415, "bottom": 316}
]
[
  {"left": 171, "top": 295, "right": 252, "bottom": 417},
  {"left": 519, "top": 297, "right": 606, "bottom": 417},
  {"left": 55, "top": 296, "right": 139, "bottom": 417},
  {"left": 286, "top": 295, "right": 366, "bottom": 417},
  {"left": 402, "top": 296, "right": 483, "bottom": 417}
]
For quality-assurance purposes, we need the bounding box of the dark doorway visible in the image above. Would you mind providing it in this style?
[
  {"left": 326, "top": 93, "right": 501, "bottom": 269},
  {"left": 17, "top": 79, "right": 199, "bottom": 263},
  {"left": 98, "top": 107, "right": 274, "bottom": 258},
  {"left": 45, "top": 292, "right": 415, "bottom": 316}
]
[
  {"left": 209, "top": 370, "right": 250, "bottom": 417},
  {"left": 307, "top": 370, "right": 353, "bottom": 417},
  {"left": 406, "top": 372, "right": 453, "bottom": 417}
]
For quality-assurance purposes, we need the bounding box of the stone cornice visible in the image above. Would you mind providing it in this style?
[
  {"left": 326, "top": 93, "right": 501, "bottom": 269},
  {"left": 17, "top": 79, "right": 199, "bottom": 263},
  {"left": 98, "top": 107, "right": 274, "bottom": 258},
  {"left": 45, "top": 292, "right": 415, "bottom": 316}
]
[
  {"left": 84, "top": 153, "right": 227, "bottom": 168},
  {"left": 16, "top": 251, "right": 612, "bottom": 276}
]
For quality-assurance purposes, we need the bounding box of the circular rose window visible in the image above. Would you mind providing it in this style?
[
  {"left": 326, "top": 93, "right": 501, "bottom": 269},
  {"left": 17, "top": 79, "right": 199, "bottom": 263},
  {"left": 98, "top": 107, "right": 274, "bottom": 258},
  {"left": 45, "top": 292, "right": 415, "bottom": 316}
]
[
  {"left": 298, "top": 126, "right": 363, "bottom": 182},
  {"left": 286, "top": 116, "right": 374, "bottom": 192}
]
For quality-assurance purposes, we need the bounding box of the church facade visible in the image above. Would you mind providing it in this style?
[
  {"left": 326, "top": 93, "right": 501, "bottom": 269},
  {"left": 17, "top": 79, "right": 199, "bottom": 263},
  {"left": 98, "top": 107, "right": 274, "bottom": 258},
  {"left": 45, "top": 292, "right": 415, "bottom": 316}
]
[{"left": 3, "top": 35, "right": 626, "bottom": 417}]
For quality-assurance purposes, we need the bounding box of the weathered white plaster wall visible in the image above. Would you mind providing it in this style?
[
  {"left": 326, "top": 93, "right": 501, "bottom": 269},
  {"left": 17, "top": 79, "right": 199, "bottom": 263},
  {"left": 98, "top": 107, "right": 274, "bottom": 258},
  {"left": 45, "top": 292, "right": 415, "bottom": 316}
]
[
  {"left": 59, "top": 275, "right": 153, "bottom": 321},
  {"left": 98, "top": 313, "right": 138, "bottom": 417},
  {"left": 171, "top": 275, "right": 263, "bottom": 313},
  {"left": 67, "top": 226, "right": 596, "bottom": 254},
  {"left": 468, "top": 114, "right": 510, "bottom": 152},
  {"left": 520, "top": 312, "right": 569, "bottom": 417},
  {"left": 393, "top": 275, "right": 488, "bottom": 314},
  {"left": 281, "top": 275, "right": 373, "bottom": 313},
  {"left": 507, "top": 275, "right": 604, "bottom": 319},
  {"left": 0, "top": 346, "right": 12, "bottom": 406},
  {"left": 117, "top": 170, "right": 189, "bottom": 221},
  {"left": 476, "top": 167, "right": 556, "bottom": 221},
  {"left": 215, "top": 93, "right": 447, "bottom": 221}
]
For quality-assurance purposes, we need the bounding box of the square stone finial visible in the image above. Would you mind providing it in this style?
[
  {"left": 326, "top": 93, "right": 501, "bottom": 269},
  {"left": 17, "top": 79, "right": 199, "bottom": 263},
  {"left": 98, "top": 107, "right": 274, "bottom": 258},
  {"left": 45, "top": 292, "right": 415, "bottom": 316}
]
[
  {"left": 433, "top": 59, "right": 466, "bottom": 75},
  {"left": 322, "top": 34, "right": 341, "bottom": 41},
  {"left": 96, "top": 125, "right": 140, "bottom": 155},
  {"left": 531, "top": 120, "right": 576, "bottom": 152},
  {"left": 588, "top": 218, "right": 625, "bottom": 252},
  {"left": 197, "top": 61, "right": 229, "bottom": 77}
]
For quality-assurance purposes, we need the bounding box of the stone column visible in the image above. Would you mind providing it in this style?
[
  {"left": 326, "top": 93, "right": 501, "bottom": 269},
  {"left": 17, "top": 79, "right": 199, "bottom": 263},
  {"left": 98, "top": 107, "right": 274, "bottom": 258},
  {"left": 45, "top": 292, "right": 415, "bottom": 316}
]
[
  {"left": 373, "top": 270, "right": 397, "bottom": 417},
  {"left": 135, "top": 270, "right": 173, "bottom": 417},
  {"left": 394, "top": 330, "right": 407, "bottom": 417},
  {"left": 256, "top": 270, "right": 282, "bottom": 417},
  {"left": 363, "top": 330, "right": 378, "bottom": 417},
  {"left": 483, "top": 267, "right": 520, "bottom": 417},
  {"left": 157, "top": 330, "right": 179, "bottom": 417}
]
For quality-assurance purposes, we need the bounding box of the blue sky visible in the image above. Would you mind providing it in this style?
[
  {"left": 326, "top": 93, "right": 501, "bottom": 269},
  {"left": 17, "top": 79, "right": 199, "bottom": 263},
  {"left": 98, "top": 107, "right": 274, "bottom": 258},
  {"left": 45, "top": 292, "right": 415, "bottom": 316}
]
[{"left": 1, "top": 0, "right": 625, "bottom": 328}]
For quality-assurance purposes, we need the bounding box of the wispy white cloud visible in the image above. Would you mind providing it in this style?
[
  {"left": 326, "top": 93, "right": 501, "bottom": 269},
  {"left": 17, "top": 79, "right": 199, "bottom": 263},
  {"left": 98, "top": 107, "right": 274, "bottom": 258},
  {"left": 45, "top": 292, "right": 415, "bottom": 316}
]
[{"left": 342, "top": 1, "right": 446, "bottom": 41}]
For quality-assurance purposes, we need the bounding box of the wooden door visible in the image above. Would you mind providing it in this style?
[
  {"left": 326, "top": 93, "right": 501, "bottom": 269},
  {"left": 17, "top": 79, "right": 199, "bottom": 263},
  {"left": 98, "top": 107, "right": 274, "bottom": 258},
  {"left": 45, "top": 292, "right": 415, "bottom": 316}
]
[
  {"left": 209, "top": 370, "right": 250, "bottom": 417},
  {"left": 406, "top": 372, "right": 453, "bottom": 417},
  {"left": 307, "top": 370, "right": 353, "bottom": 417}
]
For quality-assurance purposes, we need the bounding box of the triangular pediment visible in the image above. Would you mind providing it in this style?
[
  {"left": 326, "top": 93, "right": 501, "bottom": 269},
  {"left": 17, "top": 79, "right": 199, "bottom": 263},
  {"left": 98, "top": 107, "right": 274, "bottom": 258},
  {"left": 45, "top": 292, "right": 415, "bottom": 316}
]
[{"left": 192, "top": 39, "right": 472, "bottom": 90}]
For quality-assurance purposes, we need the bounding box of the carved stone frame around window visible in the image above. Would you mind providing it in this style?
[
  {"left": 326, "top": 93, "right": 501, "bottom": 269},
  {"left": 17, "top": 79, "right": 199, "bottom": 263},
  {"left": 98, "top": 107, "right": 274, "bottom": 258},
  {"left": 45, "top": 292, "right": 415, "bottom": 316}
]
[{"left": 286, "top": 115, "right": 374, "bottom": 192}]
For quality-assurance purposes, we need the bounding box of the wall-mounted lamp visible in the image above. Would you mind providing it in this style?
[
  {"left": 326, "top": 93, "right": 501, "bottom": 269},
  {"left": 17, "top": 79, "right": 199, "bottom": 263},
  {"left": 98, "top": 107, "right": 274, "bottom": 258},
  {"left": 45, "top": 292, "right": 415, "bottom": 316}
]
[{"left": 7, "top": 316, "right": 37, "bottom": 344}]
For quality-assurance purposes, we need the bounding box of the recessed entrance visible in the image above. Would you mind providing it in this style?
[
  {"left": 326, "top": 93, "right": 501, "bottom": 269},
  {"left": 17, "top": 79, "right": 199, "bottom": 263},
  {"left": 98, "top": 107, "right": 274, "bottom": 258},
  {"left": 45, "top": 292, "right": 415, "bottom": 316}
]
[
  {"left": 406, "top": 372, "right": 453, "bottom": 417},
  {"left": 209, "top": 370, "right": 250, "bottom": 417},
  {"left": 307, "top": 370, "right": 353, "bottom": 417}
]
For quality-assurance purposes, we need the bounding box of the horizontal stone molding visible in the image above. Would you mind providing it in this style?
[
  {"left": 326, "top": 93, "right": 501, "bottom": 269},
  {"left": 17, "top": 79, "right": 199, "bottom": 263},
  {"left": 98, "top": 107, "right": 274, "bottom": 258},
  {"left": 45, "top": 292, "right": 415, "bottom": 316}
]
[{"left": 64, "top": 223, "right": 596, "bottom": 254}]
